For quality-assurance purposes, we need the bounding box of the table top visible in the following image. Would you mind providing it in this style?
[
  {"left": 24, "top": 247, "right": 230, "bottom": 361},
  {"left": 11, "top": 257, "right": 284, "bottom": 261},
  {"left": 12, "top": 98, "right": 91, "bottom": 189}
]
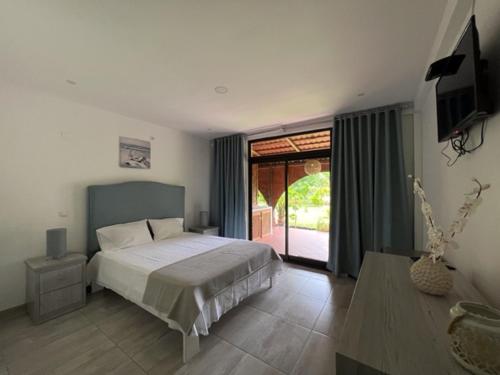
[
  {"left": 337, "top": 252, "right": 486, "bottom": 375},
  {"left": 25, "top": 252, "right": 87, "bottom": 271}
]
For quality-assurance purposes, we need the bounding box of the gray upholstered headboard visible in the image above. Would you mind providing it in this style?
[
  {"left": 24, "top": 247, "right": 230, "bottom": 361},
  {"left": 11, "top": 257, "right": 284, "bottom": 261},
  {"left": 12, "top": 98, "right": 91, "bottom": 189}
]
[{"left": 87, "top": 181, "right": 185, "bottom": 259}]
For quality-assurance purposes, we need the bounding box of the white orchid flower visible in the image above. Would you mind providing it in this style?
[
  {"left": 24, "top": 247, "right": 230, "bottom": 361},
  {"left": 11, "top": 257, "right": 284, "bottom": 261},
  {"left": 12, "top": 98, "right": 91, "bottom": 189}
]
[{"left": 409, "top": 176, "right": 490, "bottom": 262}]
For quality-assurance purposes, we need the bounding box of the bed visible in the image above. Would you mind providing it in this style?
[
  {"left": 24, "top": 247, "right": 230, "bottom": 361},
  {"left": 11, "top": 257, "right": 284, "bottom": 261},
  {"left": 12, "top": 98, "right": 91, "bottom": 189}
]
[{"left": 86, "top": 181, "right": 282, "bottom": 362}]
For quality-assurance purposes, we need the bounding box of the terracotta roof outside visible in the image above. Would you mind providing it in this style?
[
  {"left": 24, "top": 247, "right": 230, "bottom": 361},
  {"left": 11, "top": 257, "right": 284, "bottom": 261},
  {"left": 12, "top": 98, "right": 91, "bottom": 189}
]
[{"left": 251, "top": 130, "right": 331, "bottom": 156}]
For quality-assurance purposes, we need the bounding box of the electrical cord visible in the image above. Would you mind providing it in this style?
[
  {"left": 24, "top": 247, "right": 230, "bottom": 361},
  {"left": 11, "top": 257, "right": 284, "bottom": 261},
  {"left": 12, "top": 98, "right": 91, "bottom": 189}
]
[
  {"left": 441, "top": 119, "right": 487, "bottom": 167},
  {"left": 441, "top": 140, "right": 460, "bottom": 167},
  {"left": 463, "top": 118, "right": 487, "bottom": 152}
]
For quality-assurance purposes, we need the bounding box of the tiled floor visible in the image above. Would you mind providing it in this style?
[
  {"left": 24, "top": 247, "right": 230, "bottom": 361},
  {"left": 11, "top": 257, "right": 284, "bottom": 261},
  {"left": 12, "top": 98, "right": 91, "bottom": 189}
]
[
  {"left": 255, "top": 227, "right": 329, "bottom": 262},
  {"left": 0, "top": 263, "right": 355, "bottom": 375}
]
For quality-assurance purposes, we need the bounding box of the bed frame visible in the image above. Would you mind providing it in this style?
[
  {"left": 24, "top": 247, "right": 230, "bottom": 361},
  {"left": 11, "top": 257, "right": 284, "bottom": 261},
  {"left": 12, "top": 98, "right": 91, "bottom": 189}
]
[
  {"left": 86, "top": 180, "right": 274, "bottom": 363},
  {"left": 87, "top": 181, "right": 278, "bottom": 362},
  {"left": 86, "top": 181, "right": 200, "bottom": 360},
  {"left": 87, "top": 181, "right": 185, "bottom": 260}
]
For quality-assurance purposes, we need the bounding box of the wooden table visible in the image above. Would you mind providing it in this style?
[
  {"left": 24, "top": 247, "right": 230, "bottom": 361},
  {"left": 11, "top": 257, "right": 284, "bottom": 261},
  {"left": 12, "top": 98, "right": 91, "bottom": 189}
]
[{"left": 336, "top": 252, "right": 486, "bottom": 375}]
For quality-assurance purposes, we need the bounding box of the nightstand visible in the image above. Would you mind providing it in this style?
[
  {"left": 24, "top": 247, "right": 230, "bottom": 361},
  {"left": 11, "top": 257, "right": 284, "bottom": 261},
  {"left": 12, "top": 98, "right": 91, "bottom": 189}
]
[
  {"left": 25, "top": 253, "right": 87, "bottom": 324},
  {"left": 189, "top": 226, "right": 220, "bottom": 236}
]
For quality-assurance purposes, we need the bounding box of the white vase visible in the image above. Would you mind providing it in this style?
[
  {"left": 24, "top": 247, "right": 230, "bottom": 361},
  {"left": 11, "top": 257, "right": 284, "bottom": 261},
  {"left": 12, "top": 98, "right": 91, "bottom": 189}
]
[
  {"left": 409, "top": 255, "right": 453, "bottom": 296},
  {"left": 448, "top": 301, "right": 500, "bottom": 375}
]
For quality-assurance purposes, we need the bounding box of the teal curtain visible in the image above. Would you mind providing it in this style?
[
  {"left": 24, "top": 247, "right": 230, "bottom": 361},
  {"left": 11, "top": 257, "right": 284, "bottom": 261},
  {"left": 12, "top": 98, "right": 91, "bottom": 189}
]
[
  {"left": 210, "top": 134, "right": 248, "bottom": 239},
  {"left": 328, "top": 105, "right": 412, "bottom": 277}
]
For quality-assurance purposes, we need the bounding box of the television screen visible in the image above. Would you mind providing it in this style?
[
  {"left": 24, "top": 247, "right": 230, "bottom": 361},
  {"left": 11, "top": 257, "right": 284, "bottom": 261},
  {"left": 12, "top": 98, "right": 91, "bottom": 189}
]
[{"left": 436, "top": 17, "right": 479, "bottom": 142}]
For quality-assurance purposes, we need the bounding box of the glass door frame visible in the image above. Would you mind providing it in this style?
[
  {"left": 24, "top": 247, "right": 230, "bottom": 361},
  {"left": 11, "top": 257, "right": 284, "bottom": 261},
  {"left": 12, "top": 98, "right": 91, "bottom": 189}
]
[{"left": 248, "top": 128, "right": 332, "bottom": 269}]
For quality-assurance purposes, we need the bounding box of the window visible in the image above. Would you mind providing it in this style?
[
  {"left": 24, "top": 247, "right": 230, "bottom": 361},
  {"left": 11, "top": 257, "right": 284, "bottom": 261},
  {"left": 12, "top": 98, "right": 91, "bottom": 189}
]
[{"left": 249, "top": 129, "right": 332, "bottom": 266}]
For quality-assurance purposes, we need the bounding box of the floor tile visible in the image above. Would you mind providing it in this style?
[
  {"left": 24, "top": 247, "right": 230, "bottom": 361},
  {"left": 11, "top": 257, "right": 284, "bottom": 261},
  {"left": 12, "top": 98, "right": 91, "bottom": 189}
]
[
  {"left": 116, "top": 314, "right": 170, "bottom": 357},
  {"left": 273, "top": 293, "right": 325, "bottom": 329},
  {"left": 328, "top": 283, "right": 355, "bottom": 309},
  {"left": 51, "top": 340, "right": 117, "bottom": 375},
  {"left": 250, "top": 316, "right": 311, "bottom": 373},
  {"left": 80, "top": 290, "right": 132, "bottom": 324},
  {"left": 285, "top": 264, "right": 331, "bottom": 279},
  {"left": 97, "top": 304, "right": 170, "bottom": 356},
  {"left": 169, "top": 336, "right": 245, "bottom": 375},
  {"left": 96, "top": 304, "right": 146, "bottom": 340},
  {"left": 212, "top": 305, "right": 271, "bottom": 346},
  {"left": 291, "top": 331, "right": 336, "bottom": 375},
  {"left": 0, "top": 352, "right": 7, "bottom": 375},
  {"left": 132, "top": 330, "right": 183, "bottom": 373},
  {"left": 299, "top": 278, "right": 333, "bottom": 302},
  {"left": 245, "top": 284, "right": 295, "bottom": 315},
  {"left": 1, "top": 311, "right": 91, "bottom": 359},
  {"left": 230, "top": 354, "right": 284, "bottom": 375},
  {"left": 66, "top": 347, "right": 145, "bottom": 375},
  {"left": 274, "top": 272, "right": 310, "bottom": 293},
  {"left": 52, "top": 339, "right": 120, "bottom": 375},
  {"left": 283, "top": 264, "right": 318, "bottom": 278},
  {"left": 1, "top": 265, "right": 339, "bottom": 375},
  {"left": 313, "top": 303, "right": 348, "bottom": 339},
  {"left": 109, "top": 360, "right": 146, "bottom": 375},
  {"left": 6, "top": 325, "right": 113, "bottom": 375},
  {"left": 0, "top": 314, "right": 33, "bottom": 350},
  {"left": 308, "top": 272, "right": 334, "bottom": 282},
  {"left": 213, "top": 305, "right": 310, "bottom": 373}
]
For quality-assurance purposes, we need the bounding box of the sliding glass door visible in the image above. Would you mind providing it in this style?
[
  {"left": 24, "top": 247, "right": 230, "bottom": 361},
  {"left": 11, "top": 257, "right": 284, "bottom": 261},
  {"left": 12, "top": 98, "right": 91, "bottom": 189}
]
[
  {"left": 287, "top": 158, "right": 330, "bottom": 262},
  {"left": 249, "top": 130, "right": 331, "bottom": 267},
  {"left": 251, "top": 161, "right": 286, "bottom": 257}
]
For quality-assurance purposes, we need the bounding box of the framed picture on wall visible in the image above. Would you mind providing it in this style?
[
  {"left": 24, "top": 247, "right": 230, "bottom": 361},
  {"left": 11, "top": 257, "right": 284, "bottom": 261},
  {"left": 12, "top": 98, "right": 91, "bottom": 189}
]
[{"left": 119, "top": 136, "right": 151, "bottom": 169}]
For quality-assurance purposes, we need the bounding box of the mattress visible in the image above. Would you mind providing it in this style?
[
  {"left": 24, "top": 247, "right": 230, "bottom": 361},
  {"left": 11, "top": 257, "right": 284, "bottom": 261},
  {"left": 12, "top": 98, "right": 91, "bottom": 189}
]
[{"left": 87, "top": 233, "right": 281, "bottom": 335}]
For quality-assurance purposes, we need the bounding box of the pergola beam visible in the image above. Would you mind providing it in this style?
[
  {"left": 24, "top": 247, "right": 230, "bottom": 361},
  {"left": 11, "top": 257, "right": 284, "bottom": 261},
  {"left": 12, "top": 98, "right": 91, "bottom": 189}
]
[{"left": 285, "top": 137, "right": 301, "bottom": 152}]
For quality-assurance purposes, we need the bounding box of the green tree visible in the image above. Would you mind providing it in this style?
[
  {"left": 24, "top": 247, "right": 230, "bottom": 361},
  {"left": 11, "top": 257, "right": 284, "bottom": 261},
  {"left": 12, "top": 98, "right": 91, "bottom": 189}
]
[{"left": 275, "top": 171, "right": 330, "bottom": 230}]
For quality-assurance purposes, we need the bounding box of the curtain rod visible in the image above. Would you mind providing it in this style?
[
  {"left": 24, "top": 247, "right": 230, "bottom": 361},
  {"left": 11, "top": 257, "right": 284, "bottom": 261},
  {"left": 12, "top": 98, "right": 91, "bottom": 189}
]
[
  {"left": 246, "top": 102, "right": 413, "bottom": 139},
  {"left": 246, "top": 114, "right": 334, "bottom": 137},
  {"left": 335, "top": 102, "right": 413, "bottom": 119}
]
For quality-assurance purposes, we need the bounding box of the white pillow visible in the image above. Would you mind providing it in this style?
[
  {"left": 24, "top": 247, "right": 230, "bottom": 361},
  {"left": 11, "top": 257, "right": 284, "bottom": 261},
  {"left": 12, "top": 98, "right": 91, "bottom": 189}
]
[
  {"left": 96, "top": 219, "right": 153, "bottom": 251},
  {"left": 149, "top": 218, "right": 184, "bottom": 240}
]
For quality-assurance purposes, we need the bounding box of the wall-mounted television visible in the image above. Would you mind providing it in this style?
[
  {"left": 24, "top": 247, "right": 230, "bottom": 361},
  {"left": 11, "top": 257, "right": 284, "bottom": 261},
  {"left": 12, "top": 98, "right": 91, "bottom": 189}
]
[{"left": 436, "top": 16, "right": 490, "bottom": 142}]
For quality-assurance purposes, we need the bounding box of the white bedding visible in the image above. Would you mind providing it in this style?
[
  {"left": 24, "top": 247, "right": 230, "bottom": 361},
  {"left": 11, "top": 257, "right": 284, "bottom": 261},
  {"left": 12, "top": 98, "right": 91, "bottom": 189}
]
[{"left": 87, "top": 232, "right": 278, "bottom": 335}]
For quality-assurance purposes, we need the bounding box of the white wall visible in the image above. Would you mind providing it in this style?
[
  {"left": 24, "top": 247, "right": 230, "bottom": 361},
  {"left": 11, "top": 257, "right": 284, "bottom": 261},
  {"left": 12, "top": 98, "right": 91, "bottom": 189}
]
[
  {"left": 0, "top": 83, "right": 211, "bottom": 311},
  {"left": 417, "top": 0, "right": 500, "bottom": 307}
]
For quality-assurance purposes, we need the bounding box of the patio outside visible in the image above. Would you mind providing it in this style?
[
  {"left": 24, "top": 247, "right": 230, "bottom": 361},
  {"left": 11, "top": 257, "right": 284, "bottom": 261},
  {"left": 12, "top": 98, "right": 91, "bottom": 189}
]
[
  {"left": 256, "top": 226, "right": 329, "bottom": 261},
  {"left": 253, "top": 169, "right": 330, "bottom": 262}
]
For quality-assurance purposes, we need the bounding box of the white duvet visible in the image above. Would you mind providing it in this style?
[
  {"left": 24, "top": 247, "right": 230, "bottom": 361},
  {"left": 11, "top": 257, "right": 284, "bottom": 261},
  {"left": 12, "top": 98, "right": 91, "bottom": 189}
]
[
  {"left": 87, "top": 233, "right": 238, "bottom": 303},
  {"left": 87, "top": 232, "right": 277, "bottom": 335}
]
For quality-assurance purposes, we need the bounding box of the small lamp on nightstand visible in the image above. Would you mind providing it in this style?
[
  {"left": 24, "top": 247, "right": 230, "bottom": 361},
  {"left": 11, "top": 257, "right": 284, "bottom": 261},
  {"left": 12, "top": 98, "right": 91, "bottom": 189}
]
[
  {"left": 200, "top": 211, "right": 209, "bottom": 227},
  {"left": 46, "top": 228, "right": 67, "bottom": 259}
]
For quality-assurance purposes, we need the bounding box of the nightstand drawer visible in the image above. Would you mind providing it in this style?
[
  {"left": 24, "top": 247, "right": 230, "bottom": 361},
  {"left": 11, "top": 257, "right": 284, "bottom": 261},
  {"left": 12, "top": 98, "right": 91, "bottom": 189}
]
[
  {"left": 26, "top": 253, "right": 87, "bottom": 323},
  {"left": 40, "top": 263, "right": 82, "bottom": 294},
  {"left": 39, "top": 283, "right": 83, "bottom": 316}
]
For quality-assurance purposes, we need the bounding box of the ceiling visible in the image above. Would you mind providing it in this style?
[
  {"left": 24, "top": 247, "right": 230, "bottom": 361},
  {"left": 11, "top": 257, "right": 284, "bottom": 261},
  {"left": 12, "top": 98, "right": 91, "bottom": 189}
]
[{"left": 0, "top": 0, "right": 447, "bottom": 137}]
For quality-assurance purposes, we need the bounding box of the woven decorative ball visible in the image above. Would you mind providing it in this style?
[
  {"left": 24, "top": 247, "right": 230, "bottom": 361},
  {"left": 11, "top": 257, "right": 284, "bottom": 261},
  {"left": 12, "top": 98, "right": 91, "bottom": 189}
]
[{"left": 409, "top": 255, "right": 453, "bottom": 296}]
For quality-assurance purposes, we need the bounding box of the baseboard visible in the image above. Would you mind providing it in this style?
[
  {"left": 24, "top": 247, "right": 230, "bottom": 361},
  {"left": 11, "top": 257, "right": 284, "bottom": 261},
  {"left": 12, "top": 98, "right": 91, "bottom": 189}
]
[{"left": 0, "top": 303, "right": 26, "bottom": 319}]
